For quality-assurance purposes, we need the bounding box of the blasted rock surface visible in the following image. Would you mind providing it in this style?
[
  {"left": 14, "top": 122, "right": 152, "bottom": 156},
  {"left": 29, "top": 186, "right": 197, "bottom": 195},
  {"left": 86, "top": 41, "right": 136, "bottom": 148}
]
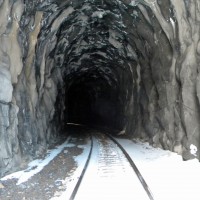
[{"left": 0, "top": 0, "right": 200, "bottom": 176}]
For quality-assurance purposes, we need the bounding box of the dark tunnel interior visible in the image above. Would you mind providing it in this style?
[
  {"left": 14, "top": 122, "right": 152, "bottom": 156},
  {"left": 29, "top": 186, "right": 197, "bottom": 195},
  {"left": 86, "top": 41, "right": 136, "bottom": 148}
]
[{"left": 65, "top": 74, "right": 124, "bottom": 130}]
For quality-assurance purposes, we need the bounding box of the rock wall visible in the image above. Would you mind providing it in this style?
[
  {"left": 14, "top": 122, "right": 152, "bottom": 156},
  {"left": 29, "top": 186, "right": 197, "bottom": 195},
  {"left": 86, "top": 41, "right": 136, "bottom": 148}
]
[{"left": 0, "top": 0, "right": 200, "bottom": 176}]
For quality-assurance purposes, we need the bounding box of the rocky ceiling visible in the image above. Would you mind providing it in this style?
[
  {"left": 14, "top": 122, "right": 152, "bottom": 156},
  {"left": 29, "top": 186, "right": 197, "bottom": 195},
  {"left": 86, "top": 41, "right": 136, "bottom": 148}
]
[{"left": 0, "top": 0, "right": 200, "bottom": 176}]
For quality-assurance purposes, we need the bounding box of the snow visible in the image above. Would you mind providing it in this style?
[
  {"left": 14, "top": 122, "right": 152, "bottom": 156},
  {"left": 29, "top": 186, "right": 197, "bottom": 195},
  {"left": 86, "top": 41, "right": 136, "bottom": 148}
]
[
  {"left": 1, "top": 137, "right": 74, "bottom": 185},
  {"left": 92, "top": 11, "right": 106, "bottom": 19},
  {"left": 51, "top": 139, "right": 91, "bottom": 200},
  {"left": 116, "top": 138, "right": 200, "bottom": 200},
  {"left": 2, "top": 133, "right": 200, "bottom": 200},
  {"left": 190, "top": 144, "right": 198, "bottom": 156},
  {"left": 74, "top": 136, "right": 149, "bottom": 200}
]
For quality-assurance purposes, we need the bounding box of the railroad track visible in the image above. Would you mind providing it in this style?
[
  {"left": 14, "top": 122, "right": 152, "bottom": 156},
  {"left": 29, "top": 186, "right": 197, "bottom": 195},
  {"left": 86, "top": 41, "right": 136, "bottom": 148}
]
[
  {"left": 69, "top": 133, "right": 93, "bottom": 200},
  {"left": 106, "top": 133, "right": 154, "bottom": 200},
  {"left": 67, "top": 125, "right": 154, "bottom": 200}
]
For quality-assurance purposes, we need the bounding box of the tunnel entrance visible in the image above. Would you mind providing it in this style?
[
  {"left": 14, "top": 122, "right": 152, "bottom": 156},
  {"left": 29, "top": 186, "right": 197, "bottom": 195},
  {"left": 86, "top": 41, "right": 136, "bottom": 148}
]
[{"left": 1, "top": 0, "right": 199, "bottom": 177}]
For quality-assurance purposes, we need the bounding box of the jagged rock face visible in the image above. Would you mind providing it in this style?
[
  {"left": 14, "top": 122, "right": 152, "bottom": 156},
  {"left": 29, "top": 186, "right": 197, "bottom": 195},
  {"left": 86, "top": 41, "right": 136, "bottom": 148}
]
[{"left": 0, "top": 0, "right": 200, "bottom": 176}]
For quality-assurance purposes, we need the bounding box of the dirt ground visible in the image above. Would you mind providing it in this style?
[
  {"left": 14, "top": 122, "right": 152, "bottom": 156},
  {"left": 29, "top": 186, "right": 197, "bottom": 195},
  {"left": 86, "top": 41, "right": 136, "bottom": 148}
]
[{"left": 0, "top": 128, "right": 89, "bottom": 200}]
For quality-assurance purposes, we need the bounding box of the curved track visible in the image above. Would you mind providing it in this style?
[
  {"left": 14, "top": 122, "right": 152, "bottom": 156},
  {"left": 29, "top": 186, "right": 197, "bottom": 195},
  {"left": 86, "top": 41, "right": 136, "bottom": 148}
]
[{"left": 67, "top": 126, "right": 154, "bottom": 200}]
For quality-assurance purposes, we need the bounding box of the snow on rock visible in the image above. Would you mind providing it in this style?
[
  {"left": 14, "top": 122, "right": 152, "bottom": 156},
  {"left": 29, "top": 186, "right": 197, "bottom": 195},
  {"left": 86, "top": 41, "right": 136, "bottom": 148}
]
[
  {"left": 190, "top": 144, "right": 198, "bottom": 157},
  {"left": 92, "top": 11, "right": 107, "bottom": 19}
]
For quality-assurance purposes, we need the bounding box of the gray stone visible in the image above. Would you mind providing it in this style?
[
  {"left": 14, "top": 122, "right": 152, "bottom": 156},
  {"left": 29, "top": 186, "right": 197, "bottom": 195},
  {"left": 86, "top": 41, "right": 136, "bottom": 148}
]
[
  {"left": 0, "top": 67, "right": 13, "bottom": 103},
  {"left": 0, "top": 0, "right": 200, "bottom": 177}
]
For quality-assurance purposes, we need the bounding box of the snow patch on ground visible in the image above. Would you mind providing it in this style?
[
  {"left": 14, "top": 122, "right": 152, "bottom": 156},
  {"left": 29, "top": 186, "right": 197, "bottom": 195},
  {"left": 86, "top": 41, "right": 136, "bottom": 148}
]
[
  {"left": 2, "top": 134, "right": 200, "bottom": 200},
  {"left": 116, "top": 138, "right": 200, "bottom": 200},
  {"left": 50, "top": 140, "right": 91, "bottom": 200},
  {"left": 1, "top": 138, "right": 72, "bottom": 185}
]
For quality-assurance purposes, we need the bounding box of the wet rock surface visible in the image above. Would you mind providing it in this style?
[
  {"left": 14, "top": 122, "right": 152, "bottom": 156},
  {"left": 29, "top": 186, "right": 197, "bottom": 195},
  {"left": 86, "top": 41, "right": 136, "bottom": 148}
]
[{"left": 0, "top": 0, "right": 200, "bottom": 176}]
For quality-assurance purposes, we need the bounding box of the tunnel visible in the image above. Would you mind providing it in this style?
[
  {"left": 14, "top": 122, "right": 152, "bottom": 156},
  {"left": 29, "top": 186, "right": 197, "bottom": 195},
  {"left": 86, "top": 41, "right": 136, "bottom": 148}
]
[{"left": 0, "top": 0, "right": 200, "bottom": 176}]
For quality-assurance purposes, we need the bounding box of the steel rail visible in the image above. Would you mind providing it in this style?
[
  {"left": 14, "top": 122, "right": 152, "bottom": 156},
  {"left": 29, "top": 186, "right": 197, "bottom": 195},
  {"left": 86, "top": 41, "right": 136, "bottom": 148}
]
[
  {"left": 69, "top": 133, "right": 93, "bottom": 200},
  {"left": 105, "top": 133, "right": 155, "bottom": 200}
]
